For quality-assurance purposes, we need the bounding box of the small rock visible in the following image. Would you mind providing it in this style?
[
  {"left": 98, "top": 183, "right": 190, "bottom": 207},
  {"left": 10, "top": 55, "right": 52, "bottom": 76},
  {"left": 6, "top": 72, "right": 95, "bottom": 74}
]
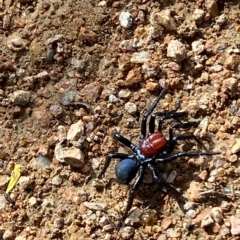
[
  {"left": 49, "top": 104, "right": 63, "bottom": 118},
  {"left": 126, "top": 67, "right": 142, "bottom": 85},
  {"left": 193, "top": 9, "right": 205, "bottom": 25},
  {"left": 119, "top": 11, "right": 133, "bottom": 29},
  {"left": 119, "top": 226, "right": 135, "bottom": 240},
  {"left": 198, "top": 170, "right": 208, "bottom": 181},
  {"left": 3, "top": 229, "right": 14, "bottom": 240},
  {"left": 15, "top": 236, "right": 26, "bottom": 240},
  {"left": 0, "top": 174, "right": 9, "bottom": 187},
  {"left": 210, "top": 64, "right": 223, "bottom": 72},
  {"left": 131, "top": 51, "right": 150, "bottom": 63},
  {"left": 55, "top": 143, "right": 85, "bottom": 168},
  {"left": 208, "top": 176, "right": 215, "bottom": 183},
  {"left": 145, "top": 82, "right": 159, "bottom": 91},
  {"left": 28, "top": 196, "right": 37, "bottom": 206},
  {"left": 196, "top": 117, "right": 209, "bottom": 137},
  {"left": 83, "top": 201, "right": 107, "bottom": 211},
  {"left": 167, "top": 40, "right": 186, "bottom": 63},
  {"left": 161, "top": 217, "right": 172, "bottom": 230},
  {"left": 79, "top": 82, "right": 103, "bottom": 103},
  {"left": 186, "top": 209, "right": 197, "bottom": 218},
  {"left": 184, "top": 201, "right": 196, "bottom": 211},
  {"left": 109, "top": 94, "right": 119, "bottom": 103},
  {"left": 140, "top": 209, "right": 158, "bottom": 226},
  {"left": 211, "top": 207, "right": 223, "bottom": 223},
  {"left": 205, "top": 0, "right": 219, "bottom": 18},
  {"left": 166, "top": 228, "right": 181, "bottom": 238},
  {"left": 189, "top": 181, "right": 203, "bottom": 201},
  {"left": 168, "top": 62, "right": 181, "bottom": 71},
  {"left": 220, "top": 225, "right": 230, "bottom": 236},
  {"left": 157, "top": 234, "right": 167, "bottom": 240},
  {"left": 103, "top": 224, "right": 114, "bottom": 232},
  {"left": 119, "top": 40, "right": 135, "bottom": 51},
  {"left": 54, "top": 217, "right": 64, "bottom": 229},
  {"left": 142, "top": 61, "right": 160, "bottom": 79},
  {"left": 126, "top": 208, "right": 142, "bottom": 226},
  {"left": 118, "top": 90, "right": 131, "bottom": 99},
  {"left": 153, "top": 10, "right": 176, "bottom": 31},
  {"left": 125, "top": 102, "right": 137, "bottom": 115},
  {"left": 228, "top": 153, "right": 238, "bottom": 162},
  {"left": 59, "top": 90, "right": 77, "bottom": 106},
  {"left": 51, "top": 176, "right": 63, "bottom": 186},
  {"left": 224, "top": 55, "right": 240, "bottom": 70},
  {"left": 231, "top": 140, "right": 240, "bottom": 154},
  {"left": 35, "top": 155, "right": 52, "bottom": 167},
  {"left": 7, "top": 34, "right": 28, "bottom": 52},
  {"left": 230, "top": 216, "right": 240, "bottom": 235},
  {"left": 118, "top": 53, "right": 132, "bottom": 71},
  {"left": 17, "top": 177, "right": 30, "bottom": 191},
  {"left": 216, "top": 14, "right": 226, "bottom": 25},
  {"left": 222, "top": 77, "right": 238, "bottom": 97},
  {"left": 201, "top": 214, "right": 214, "bottom": 228},
  {"left": 99, "top": 216, "right": 109, "bottom": 227},
  {"left": 166, "top": 170, "right": 177, "bottom": 183},
  {"left": 200, "top": 207, "right": 223, "bottom": 228},
  {"left": 9, "top": 90, "right": 31, "bottom": 106},
  {"left": 192, "top": 208, "right": 212, "bottom": 225},
  {"left": 45, "top": 34, "right": 64, "bottom": 45},
  {"left": 67, "top": 120, "right": 85, "bottom": 141},
  {"left": 192, "top": 41, "right": 205, "bottom": 55}
]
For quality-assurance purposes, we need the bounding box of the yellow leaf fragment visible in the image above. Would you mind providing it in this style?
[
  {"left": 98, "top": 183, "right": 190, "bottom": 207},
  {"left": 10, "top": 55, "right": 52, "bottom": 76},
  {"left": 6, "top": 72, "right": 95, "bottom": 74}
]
[{"left": 6, "top": 164, "right": 21, "bottom": 194}]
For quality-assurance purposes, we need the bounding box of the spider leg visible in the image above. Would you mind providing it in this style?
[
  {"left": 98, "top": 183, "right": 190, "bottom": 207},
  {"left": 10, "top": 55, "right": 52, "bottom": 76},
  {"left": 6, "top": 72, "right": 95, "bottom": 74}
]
[
  {"left": 98, "top": 153, "right": 130, "bottom": 178},
  {"left": 117, "top": 165, "right": 145, "bottom": 230},
  {"left": 155, "top": 151, "right": 219, "bottom": 164},
  {"left": 113, "top": 132, "right": 136, "bottom": 151},
  {"left": 148, "top": 163, "right": 186, "bottom": 202},
  {"left": 149, "top": 110, "right": 188, "bottom": 133},
  {"left": 141, "top": 89, "right": 166, "bottom": 138},
  {"left": 167, "top": 121, "right": 202, "bottom": 153}
]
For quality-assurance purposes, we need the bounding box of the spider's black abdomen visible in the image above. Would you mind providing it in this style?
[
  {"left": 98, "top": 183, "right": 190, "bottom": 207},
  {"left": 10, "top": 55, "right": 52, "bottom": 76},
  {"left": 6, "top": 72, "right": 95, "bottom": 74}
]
[{"left": 115, "top": 159, "right": 138, "bottom": 184}]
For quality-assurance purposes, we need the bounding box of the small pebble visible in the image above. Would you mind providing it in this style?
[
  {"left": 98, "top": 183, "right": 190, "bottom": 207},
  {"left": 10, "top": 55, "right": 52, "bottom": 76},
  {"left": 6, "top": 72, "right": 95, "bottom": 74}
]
[
  {"left": 54, "top": 217, "right": 64, "bottom": 229},
  {"left": 67, "top": 120, "right": 85, "bottom": 141},
  {"left": 119, "top": 226, "right": 135, "bottom": 240},
  {"left": 118, "top": 90, "right": 131, "bottom": 99},
  {"left": 3, "top": 229, "right": 14, "bottom": 240},
  {"left": 210, "top": 64, "right": 223, "bottom": 72},
  {"left": 193, "top": 9, "right": 205, "bottom": 25},
  {"left": 9, "top": 90, "right": 31, "bottom": 106},
  {"left": 28, "top": 196, "right": 37, "bottom": 206},
  {"left": 166, "top": 228, "right": 181, "bottom": 238},
  {"left": 51, "top": 176, "right": 63, "bottom": 186},
  {"left": 167, "top": 40, "right": 186, "bottom": 63},
  {"left": 192, "top": 40, "right": 205, "bottom": 55},
  {"left": 153, "top": 10, "right": 176, "bottom": 31},
  {"left": 119, "top": 11, "right": 133, "bottom": 28},
  {"left": 230, "top": 216, "right": 240, "bottom": 235},
  {"left": 145, "top": 82, "right": 159, "bottom": 91},
  {"left": 83, "top": 201, "right": 107, "bottom": 211},
  {"left": 186, "top": 209, "right": 197, "bottom": 218},
  {"left": 109, "top": 94, "right": 119, "bottom": 103},
  {"left": 161, "top": 217, "right": 172, "bottom": 230},
  {"left": 166, "top": 170, "right": 177, "bottom": 183},
  {"left": 49, "top": 105, "right": 63, "bottom": 118},
  {"left": 124, "top": 102, "right": 137, "bottom": 115}
]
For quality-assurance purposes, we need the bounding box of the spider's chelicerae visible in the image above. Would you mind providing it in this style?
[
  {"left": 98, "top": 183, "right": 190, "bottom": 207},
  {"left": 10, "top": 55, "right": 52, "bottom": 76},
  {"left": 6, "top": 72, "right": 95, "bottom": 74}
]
[{"left": 98, "top": 89, "right": 218, "bottom": 229}]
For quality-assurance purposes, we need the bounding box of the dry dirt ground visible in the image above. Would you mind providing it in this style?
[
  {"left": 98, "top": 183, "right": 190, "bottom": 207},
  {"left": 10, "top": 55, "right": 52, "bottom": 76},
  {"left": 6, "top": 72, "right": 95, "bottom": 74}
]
[{"left": 0, "top": 0, "right": 240, "bottom": 239}]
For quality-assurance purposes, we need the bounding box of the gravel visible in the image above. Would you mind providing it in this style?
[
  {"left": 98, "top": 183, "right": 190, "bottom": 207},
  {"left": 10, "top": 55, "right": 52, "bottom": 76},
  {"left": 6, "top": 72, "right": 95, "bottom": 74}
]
[{"left": 0, "top": 0, "right": 240, "bottom": 239}]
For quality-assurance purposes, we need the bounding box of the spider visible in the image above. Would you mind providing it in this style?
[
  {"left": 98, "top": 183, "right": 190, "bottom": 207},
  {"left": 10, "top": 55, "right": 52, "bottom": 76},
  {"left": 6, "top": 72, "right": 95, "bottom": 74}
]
[{"left": 98, "top": 89, "right": 218, "bottom": 229}]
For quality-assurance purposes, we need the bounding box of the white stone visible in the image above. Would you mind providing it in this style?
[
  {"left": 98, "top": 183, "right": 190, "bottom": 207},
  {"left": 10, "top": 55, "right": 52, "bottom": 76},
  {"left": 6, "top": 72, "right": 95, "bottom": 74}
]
[
  {"left": 67, "top": 120, "right": 84, "bottom": 141},
  {"left": 119, "top": 11, "right": 133, "bottom": 28}
]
